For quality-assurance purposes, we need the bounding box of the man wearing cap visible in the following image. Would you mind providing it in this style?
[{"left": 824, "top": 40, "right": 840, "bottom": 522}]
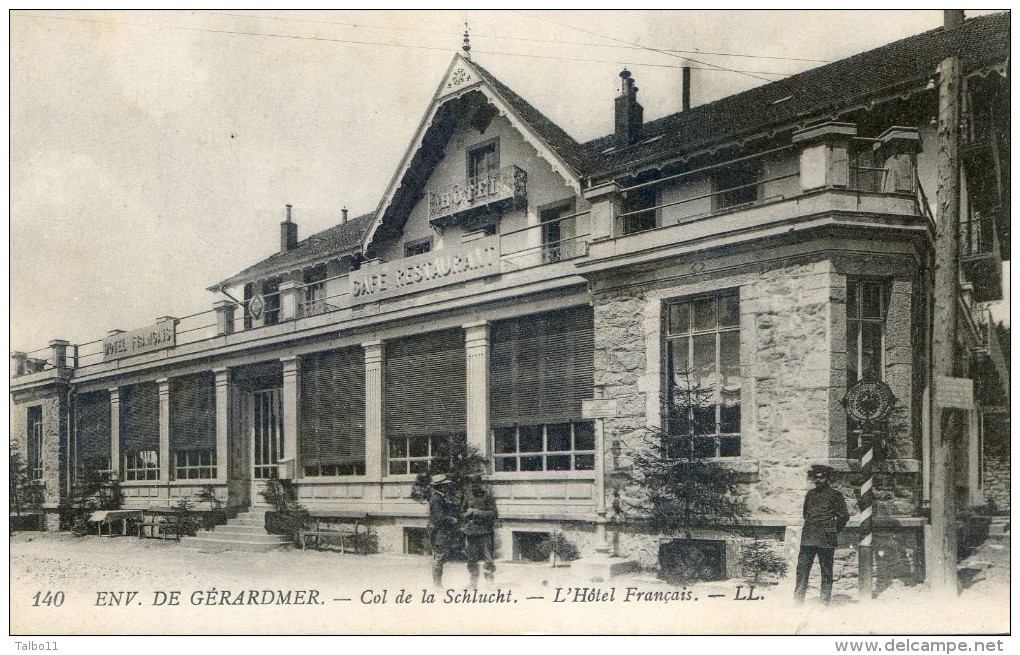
[
  {"left": 794, "top": 464, "right": 850, "bottom": 606},
  {"left": 462, "top": 481, "right": 498, "bottom": 588},
  {"left": 428, "top": 474, "right": 460, "bottom": 588}
]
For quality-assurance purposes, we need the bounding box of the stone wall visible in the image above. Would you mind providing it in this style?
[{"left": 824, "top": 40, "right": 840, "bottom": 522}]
[
  {"left": 742, "top": 260, "right": 834, "bottom": 515},
  {"left": 983, "top": 421, "right": 1010, "bottom": 511},
  {"left": 593, "top": 259, "right": 838, "bottom": 537}
]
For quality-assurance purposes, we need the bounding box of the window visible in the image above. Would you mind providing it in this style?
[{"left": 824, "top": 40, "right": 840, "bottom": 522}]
[
  {"left": 121, "top": 382, "right": 160, "bottom": 481},
  {"left": 301, "top": 266, "right": 329, "bottom": 316},
  {"left": 494, "top": 422, "right": 595, "bottom": 472},
  {"left": 387, "top": 434, "right": 465, "bottom": 475},
  {"left": 467, "top": 139, "right": 499, "bottom": 181},
  {"left": 847, "top": 279, "right": 887, "bottom": 383},
  {"left": 850, "top": 148, "right": 884, "bottom": 192},
  {"left": 540, "top": 200, "right": 575, "bottom": 263},
  {"left": 300, "top": 347, "right": 366, "bottom": 478},
  {"left": 124, "top": 450, "right": 159, "bottom": 481},
  {"left": 714, "top": 161, "right": 760, "bottom": 211},
  {"left": 262, "top": 278, "right": 281, "bottom": 325},
  {"left": 175, "top": 450, "right": 216, "bottom": 480},
  {"left": 664, "top": 290, "right": 742, "bottom": 458},
  {"left": 169, "top": 373, "right": 216, "bottom": 479},
  {"left": 77, "top": 390, "right": 112, "bottom": 473},
  {"left": 404, "top": 238, "right": 432, "bottom": 258},
  {"left": 27, "top": 406, "right": 43, "bottom": 481},
  {"left": 622, "top": 186, "right": 657, "bottom": 234},
  {"left": 847, "top": 279, "right": 888, "bottom": 455}
]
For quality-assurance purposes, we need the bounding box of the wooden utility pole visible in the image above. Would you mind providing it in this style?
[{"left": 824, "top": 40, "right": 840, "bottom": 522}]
[{"left": 927, "top": 12, "right": 963, "bottom": 595}]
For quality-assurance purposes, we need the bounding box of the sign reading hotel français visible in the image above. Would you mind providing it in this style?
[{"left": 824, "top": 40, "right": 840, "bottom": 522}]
[
  {"left": 103, "top": 321, "right": 177, "bottom": 361},
  {"left": 350, "top": 236, "right": 501, "bottom": 305}
]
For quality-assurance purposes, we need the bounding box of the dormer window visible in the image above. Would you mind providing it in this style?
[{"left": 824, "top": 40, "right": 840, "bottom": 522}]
[{"left": 404, "top": 237, "right": 433, "bottom": 258}]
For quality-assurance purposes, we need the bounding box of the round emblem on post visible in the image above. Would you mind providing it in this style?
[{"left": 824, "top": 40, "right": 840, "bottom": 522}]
[
  {"left": 248, "top": 294, "right": 266, "bottom": 321},
  {"left": 841, "top": 380, "right": 897, "bottom": 423}
]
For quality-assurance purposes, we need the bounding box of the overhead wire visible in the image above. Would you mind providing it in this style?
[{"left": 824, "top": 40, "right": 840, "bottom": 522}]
[
  {"left": 11, "top": 11, "right": 798, "bottom": 79},
  {"left": 510, "top": 9, "right": 778, "bottom": 83},
  {"left": 204, "top": 10, "right": 834, "bottom": 64}
]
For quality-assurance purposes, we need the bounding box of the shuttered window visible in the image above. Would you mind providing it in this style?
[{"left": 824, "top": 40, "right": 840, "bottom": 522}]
[
  {"left": 77, "top": 390, "right": 111, "bottom": 472},
  {"left": 490, "top": 306, "right": 594, "bottom": 427},
  {"left": 301, "top": 347, "right": 366, "bottom": 476},
  {"left": 170, "top": 373, "right": 216, "bottom": 479},
  {"left": 120, "top": 382, "right": 160, "bottom": 480},
  {"left": 385, "top": 329, "right": 466, "bottom": 438}
]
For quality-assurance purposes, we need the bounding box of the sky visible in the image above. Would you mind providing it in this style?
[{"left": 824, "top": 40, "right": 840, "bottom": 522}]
[{"left": 8, "top": 9, "right": 1008, "bottom": 353}]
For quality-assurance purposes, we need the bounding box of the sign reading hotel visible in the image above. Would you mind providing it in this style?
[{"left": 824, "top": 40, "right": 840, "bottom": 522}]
[
  {"left": 350, "top": 236, "right": 501, "bottom": 305},
  {"left": 103, "top": 320, "right": 177, "bottom": 361}
]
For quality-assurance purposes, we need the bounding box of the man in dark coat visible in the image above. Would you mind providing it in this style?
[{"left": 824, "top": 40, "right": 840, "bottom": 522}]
[
  {"left": 462, "top": 481, "right": 498, "bottom": 588},
  {"left": 428, "top": 474, "right": 460, "bottom": 588},
  {"left": 794, "top": 464, "right": 850, "bottom": 605}
]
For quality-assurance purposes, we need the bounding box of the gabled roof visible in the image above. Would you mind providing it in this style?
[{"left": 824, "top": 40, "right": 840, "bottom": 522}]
[
  {"left": 361, "top": 53, "right": 594, "bottom": 253},
  {"left": 470, "top": 60, "right": 605, "bottom": 176},
  {"left": 210, "top": 212, "right": 373, "bottom": 290},
  {"left": 585, "top": 11, "right": 1010, "bottom": 177}
]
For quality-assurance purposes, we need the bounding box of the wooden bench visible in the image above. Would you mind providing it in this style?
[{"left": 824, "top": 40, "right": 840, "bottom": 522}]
[{"left": 299, "top": 511, "right": 368, "bottom": 553}]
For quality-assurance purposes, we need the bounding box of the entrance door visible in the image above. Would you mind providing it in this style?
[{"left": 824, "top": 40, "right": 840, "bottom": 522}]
[{"left": 251, "top": 388, "right": 284, "bottom": 506}]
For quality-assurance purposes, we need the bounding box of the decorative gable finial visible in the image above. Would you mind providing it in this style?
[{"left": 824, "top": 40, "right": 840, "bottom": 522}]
[{"left": 462, "top": 21, "right": 471, "bottom": 59}]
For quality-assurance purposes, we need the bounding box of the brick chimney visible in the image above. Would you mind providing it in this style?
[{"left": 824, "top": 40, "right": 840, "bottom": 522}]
[
  {"left": 281, "top": 204, "right": 298, "bottom": 252},
  {"left": 341, "top": 207, "right": 348, "bottom": 225},
  {"left": 944, "top": 10, "right": 964, "bottom": 29},
  {"left": 682, "top": 66, "right": 691, "bottom": 111},
  {"left": 615, "top": 69, "right": 643, "bottom": 148}
]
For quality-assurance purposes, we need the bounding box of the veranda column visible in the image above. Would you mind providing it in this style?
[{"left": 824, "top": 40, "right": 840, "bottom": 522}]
[
  {"left": 109, "top": 387, "right": 121, "bottom": 478},
  {"left": 213, "top": 368, "right": 230, "bottom": 483},
  {"left": 156, "top": 378, "right": 170, "bottom": 484},
  {"left": 363, "top": 341, "right": 384, "bottom": 478},
  {"left": 280, "top": 356, "right": 300, "bottom": 478},
  {"left": 464, "top": 322, "right": 490, "bottom": 462}
]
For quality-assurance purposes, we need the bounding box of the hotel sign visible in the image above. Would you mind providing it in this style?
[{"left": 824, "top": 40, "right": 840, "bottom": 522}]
[
  {"left": 103, "top": 320, "right": 177, "bottom": 361},
  {"left": 350, "top": 236, "right": 501, "bottom": 305}
]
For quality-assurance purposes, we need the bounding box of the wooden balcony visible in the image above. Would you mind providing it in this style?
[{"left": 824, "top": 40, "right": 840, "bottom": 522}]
[
  {"left": 428, "top": 165, "right": 528, "bottom": 229},
  {"left": 960, "top": 209, "right": 1003, "bottom": 303}
]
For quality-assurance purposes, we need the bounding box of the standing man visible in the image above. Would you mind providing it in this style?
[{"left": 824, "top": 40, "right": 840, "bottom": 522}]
[
  {"left": 462, "top": 480, "right": 498, "bottom": 588},
  {"left": 428, "top": 474, "right": 460, "bottom": 588},
  {"left": 794, "top": 464, "right": 850, "bottom": 606}
]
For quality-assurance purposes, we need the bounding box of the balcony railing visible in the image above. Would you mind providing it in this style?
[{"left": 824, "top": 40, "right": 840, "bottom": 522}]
[{"left": 427, "top": 165, "right": 527, "bottom": 226}]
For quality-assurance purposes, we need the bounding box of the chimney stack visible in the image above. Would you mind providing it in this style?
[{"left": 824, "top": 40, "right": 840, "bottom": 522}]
[
  {"left": 341, "top": 207, "right": 348, "bottom": 224},
  {"left": 944, "top": 10, "right": 964, "bottom": 29},
  {"left": 682, "top": 66, "right": 691, "bottom": 112},
  {"left": 281, "top": 204, "right": 298, "bottom": 252},
  {"left": 615, "top": 69, "right": 643, "bottom": 148}
]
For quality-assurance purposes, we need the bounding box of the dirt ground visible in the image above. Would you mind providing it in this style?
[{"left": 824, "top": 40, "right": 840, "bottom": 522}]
[{"left": 9, "top": 531, "right": 1010, "bottom": 636}]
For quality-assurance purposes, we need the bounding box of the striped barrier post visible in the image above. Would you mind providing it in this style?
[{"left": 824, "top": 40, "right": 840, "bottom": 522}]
[{"left": 858, "top": 425, "right": 875, "bottom": 600}]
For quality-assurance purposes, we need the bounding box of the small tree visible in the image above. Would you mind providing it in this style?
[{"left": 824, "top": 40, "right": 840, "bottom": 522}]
[
  {"left": 9, "top": 442, "right": 42, "bottom": 517},
  {"left": 410, "top": 438, "right": 489, "bottom": 506},
  {"left": 196, "top": 484, "right": 220, "bottom": 511},
  {"left": 260, "top": 479, "right": 309, "bottom": 545},
  {"left": 740, "top": 537, "right": 788, "bottom": 585},
  {"left": 172, "top": 498, "right": 201, "bottom": 537},
  {"left": 64, "top": 464, "right": 121, "bottom": 536},
  {"left": 630, "top": 366, "right": 749, "bottom": 582}
]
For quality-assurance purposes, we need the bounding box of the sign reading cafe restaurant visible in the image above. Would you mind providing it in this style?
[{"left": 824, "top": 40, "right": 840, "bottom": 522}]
[
  {"left": 103, "top": 319, "right": 177, "bottom": 361},
  {"left": 350, "top": 235, "right": 500, "bottom": 305}
]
